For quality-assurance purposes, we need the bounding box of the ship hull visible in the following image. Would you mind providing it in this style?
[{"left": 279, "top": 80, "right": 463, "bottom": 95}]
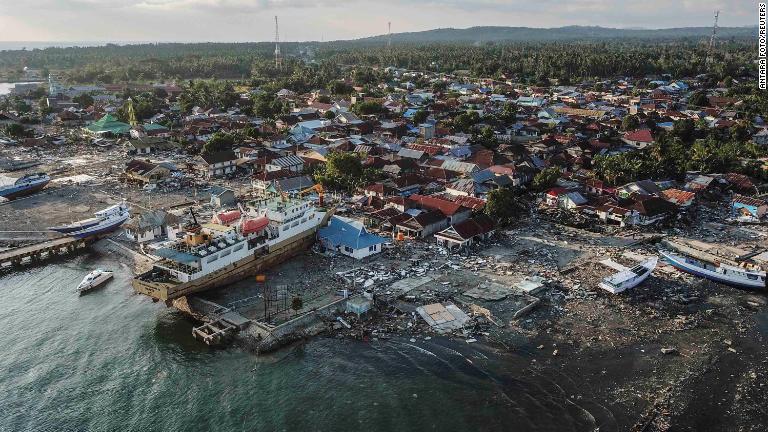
[
  {"left": 69, "top": 214, "right": 129, "bottom": 238},
  {"left": 133, "top": 228, "right": 318, "bottom": 302},
  {"left": 660, "top": 251, "right": 766, "bottom": 290},
  {"left": 0, "top": 180, "right": 49, "bottom": 200},
  {"left": 50, "top": 219, "right": 100, "bottom": 234}
]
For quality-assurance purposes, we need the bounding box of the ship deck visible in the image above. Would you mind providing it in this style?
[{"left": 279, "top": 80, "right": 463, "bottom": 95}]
[{"left": 133, "top": 227, "right": 319, "bottom": 302}]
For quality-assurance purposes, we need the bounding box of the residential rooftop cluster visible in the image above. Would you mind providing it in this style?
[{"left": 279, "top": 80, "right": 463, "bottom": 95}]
[{"left": 1, "top": 66, "right": 767, "bottom": 251}]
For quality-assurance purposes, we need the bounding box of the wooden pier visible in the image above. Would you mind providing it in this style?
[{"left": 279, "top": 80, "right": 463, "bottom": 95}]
[{"left": 0, "top": 236, "right": 91, "bottom": 270}]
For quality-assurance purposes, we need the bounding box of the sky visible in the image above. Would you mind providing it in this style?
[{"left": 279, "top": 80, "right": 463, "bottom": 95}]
[{"left": 0, "top": 0, "right": 758, "bottom": 43}]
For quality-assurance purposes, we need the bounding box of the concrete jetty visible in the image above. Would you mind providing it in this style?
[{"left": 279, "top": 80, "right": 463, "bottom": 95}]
[{"left": 0, "top": 236, "right": 90, "bottom": 270}]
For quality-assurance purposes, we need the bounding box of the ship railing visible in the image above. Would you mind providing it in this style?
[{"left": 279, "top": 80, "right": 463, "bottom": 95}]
[{"left": 157, "top": 258, "right": 197, "bottom": 275}]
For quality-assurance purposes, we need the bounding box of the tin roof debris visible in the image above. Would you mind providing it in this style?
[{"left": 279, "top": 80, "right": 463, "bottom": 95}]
[{"left": 416, "top": 302, "right": 470, "bottom": 334}]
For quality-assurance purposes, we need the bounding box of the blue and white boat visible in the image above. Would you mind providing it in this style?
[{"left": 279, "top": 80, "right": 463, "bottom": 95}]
[
  {"left": 660, "top": 250, "right": 767, "bottom": 290},
  {"left": 0, "top": 173, "right": 50, "bottom": 200},
  {"left": 50, "top": 202, "right": 130, "bottom": 238}
]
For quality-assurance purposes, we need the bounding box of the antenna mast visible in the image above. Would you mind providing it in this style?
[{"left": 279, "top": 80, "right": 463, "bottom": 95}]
[
  {"left": 388, "top": 22, "right": 392, "bottom": 48},
  {"left": 274, "top": 15, "right": 283, "bottom": 68},
  {"left": 706, "top": 10, "right": 719, "bottom": 67}
]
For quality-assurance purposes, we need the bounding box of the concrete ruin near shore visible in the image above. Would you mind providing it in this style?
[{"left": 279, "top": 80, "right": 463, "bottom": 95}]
[{"left": 173, "top": 291, "right": 352, "bottom": 352}]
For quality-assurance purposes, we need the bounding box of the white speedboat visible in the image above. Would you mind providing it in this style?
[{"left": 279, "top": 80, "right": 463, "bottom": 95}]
[
  {"left": 77, "top": 269, "right": 114, "bottom": 293},
  {"left": 598, "top": 257, "right": 657, "bottom": 294},
  {"left": 660, "top": 250, "right": 767, "bottom": 290}
]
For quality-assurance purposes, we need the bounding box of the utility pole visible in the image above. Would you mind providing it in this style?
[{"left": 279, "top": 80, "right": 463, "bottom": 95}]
[
  {"left": 274, "top": 15, "right": 283, "bottom": 69},
  {"left": 706, "top": 10, "right": 719, "bottom": 68}
]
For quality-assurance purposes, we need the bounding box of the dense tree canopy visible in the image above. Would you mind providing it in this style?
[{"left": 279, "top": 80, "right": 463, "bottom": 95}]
[
  {"left": 202, "top": 132, "right": 236, "bottom": 156},
  {"left": 314, "top": 152, "right": 380, "bottom": 192},
  {"left": 0, "top": 38, "right": 755, "bottom": 95},
  {"left": 532, "top": 167, "right": 562, "bottom": 191},
  {"left": 592, "top": 130, "right": 767, "bottom": 185},
  {"left": 485, "top": 189, "right": 529, "bottom": 227},
  {"left": 351, "top": 100, "right": 386, "bottom": 116},
  {"left": 178, "top": 80, "right": 239, "bottom": 113}
]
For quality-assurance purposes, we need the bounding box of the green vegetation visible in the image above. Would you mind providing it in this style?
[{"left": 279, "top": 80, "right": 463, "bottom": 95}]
[
  {"left": 593, "top": 123, "right": 768, "bottom": 185},
  {"left": 115, "top": 93, "right": 162, "bottom": 123},
  {"left": 178, "top": 80, "right": 239, "bottom": 113},
  {"left": 4, "top": 123, "right": 28, "bottom": 138},
  {"left": 351, "top": 100, "right": 385, "bottom": 116},
  {"left": 202, "top": 132, "right": 236, "bottom": 156},
  {"left": 0, "top": 35, "right": 755, "bottom": 92},
  {"left": 251, "top": 92, "right": 288, "bottom": 119},
  {"left": 290, "top": 297, "right": 303, "bottom": 314},
  {"left": 621, "top": 115, "right": 640, "bottom": 131},
  {"left": 475, "top": 126, "right": 499, "bottom": 150},
  {"left": 688, "top": 90, "right": 709, "bottom": 107},
  {"left": 452, "top": 111, "right": 480, "bottom": 133},
  {"left": 484, "top": 189, "right": 529, "bottom": 227},
  {"left": 314, "top": 152, "right": 380, "bottom": 192},
  {"left": 72, "top": 93, "right": 94, "bottom": 108},
  {"left": 532, "top": 167, "right": 562, "bottom": 191},
  {"left": 241, "top": 126, "right": 260, "bottom": 139},
  {"left": 412, "top": 109, "right": 428, "bottom": 124}
]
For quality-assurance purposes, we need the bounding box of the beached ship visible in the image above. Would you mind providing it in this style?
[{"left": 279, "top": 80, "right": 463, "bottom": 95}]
[
  {"left": 660, "top": 250, "right": 767, "bottom": 290},
  {"left": 49, "top": 202, "right": 130, "bottom": 238},
  {"left": 0, "top": 173, "right": 50, "bottom": 200},
  {"left": 598, "top": 257, "right": 657, "bottom": 294},
  {"left": 133, "top": 195, "right": 329, "bottom": 303}
]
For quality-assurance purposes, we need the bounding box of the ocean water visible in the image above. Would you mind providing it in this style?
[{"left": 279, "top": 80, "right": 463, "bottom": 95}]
[{"left": 0, "top": 252, "right": 600, "bottom": 432}]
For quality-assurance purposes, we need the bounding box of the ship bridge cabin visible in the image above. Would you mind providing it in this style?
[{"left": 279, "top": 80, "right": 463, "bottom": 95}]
[
  {"left": 150, "top": 221, "right": 271, "bottom": 283},
  {"left": 247, "top": 195, "right": 317, "bottom": 236}
]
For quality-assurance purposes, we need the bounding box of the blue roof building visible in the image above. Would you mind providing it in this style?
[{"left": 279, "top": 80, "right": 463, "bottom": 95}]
[
  {"left": 403, "top": 108, "right": 419, "bottom": 119},
  {"left": 319, "top": 216, "right": 388, "bottom": 260}
]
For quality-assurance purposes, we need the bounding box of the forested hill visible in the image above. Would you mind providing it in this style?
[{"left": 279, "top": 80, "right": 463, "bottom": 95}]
[{"left": 354, "top": 25, "right": 755, "bottom": 43}]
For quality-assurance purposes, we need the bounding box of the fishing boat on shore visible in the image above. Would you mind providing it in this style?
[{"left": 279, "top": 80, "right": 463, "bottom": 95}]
[
  {"left": 0, "top": 173, "right": 50, "bottom": 200},
  {"left": 49, "top": 202, "right": 130, "bottom": 238},
  {"left": 660, "top": 250, "right": 767, "bottom": 290},
  {"left": 77, "top": 269, "right": 113, "bottom": 293},
  {"left": 598, "top": 257, "right": 657, "bottom": 294}
]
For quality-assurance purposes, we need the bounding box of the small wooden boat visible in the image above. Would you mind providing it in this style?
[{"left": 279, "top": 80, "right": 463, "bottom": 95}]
[
  {"left": 77, "top": 269, "right": 114, "bottom": 294},
  {"left": 598, "top": 257, "right": 657, "bottom": 294}
]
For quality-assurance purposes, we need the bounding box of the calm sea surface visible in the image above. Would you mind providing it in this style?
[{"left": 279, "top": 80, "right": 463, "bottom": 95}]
[{"left": 0, "top": 252, "right": 600, "bottom": 432}]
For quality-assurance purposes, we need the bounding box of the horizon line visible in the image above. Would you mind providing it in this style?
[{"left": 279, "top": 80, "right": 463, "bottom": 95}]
[{"left": 0, "top": 23, "right": 757, "bottom": 46}]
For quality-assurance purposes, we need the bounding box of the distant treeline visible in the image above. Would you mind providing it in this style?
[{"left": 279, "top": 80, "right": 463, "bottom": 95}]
[
  {"left": 0, "top": 31, "right": 757, "bottom": 84},
  {"left": 323, "top": 41, "right": 755, "bottom": 82}
]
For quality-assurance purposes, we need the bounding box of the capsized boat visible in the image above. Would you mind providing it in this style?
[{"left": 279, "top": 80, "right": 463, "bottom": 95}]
[
  {"left": 660, "top": 250, "right": 767, "bottom": 290},
  {"left": 0, "top": 173, "right": 50, "bottom": 200},
  {"left": 77, "top": 269, "right": 114, "bottom": 293},
  {"left": 50, "top": 202, "right": 130, "bottom": 238},
  {"left": 598, "top": 257, "right": 657, "bottom": 294}
]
